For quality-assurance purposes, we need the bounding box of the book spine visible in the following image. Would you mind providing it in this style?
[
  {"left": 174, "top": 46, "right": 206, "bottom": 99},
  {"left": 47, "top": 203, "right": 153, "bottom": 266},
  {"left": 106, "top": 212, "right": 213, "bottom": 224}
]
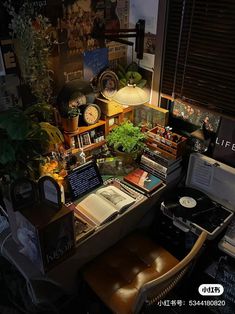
[
  {"left": 140, "top": 155, "right": 167, "bottom": 176},
  {"left": 140, "top": 163, "right": 182, "bottom": 183},
  {"left": 143, "top": 148, "right": 169, "bottom": 167},
  {"left": 140, "top": 163, "right": 166, "bottom": 182}
]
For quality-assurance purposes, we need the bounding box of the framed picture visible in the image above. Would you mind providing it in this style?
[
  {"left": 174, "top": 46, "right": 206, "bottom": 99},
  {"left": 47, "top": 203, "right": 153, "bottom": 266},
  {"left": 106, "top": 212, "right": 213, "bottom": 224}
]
[
  {"left": 99, "top": 70, "right": 119, "bottom": 100},
  {"left": 80, "top": 132, "right": 91, "bottom": 147},
  {"left": 134, "top": 104, "right": 169, "bottom": 129},
  {"left": 74, "top": 134, "right": 81, "bottom": 148}
]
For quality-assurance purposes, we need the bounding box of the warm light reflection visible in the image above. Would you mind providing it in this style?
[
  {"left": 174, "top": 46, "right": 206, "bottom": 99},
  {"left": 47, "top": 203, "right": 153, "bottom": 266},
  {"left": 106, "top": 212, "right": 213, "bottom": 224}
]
[{"left": 113, "top": 84, "right": 149, "bottom": 106}]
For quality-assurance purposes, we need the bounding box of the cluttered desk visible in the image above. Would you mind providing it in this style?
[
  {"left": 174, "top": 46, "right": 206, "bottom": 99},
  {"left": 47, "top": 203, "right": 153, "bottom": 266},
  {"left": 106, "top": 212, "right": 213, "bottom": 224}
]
[
  {"left": 0, "top": 152, "right": 235, "bottom": 307},
  {"left": 1, "top": 159, "right": 166, "bottom": 294}
]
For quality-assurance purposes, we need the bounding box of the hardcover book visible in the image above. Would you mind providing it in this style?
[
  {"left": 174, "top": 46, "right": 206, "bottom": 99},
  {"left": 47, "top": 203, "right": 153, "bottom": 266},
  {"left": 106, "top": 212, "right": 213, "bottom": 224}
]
[
  {"left": 123, "top": 168, "right": 163, "bottom": 194},
  {"left": 143, "top": 147, "right": 182, "bottom": 167},
  {"left": 75, "top": 185, "right": 135, "bottom": 226}
]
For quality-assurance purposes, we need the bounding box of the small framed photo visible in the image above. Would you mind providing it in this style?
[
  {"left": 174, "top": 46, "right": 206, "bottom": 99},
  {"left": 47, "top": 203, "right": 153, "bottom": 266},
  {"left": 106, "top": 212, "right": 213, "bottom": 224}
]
[
  {"left": 74, "top": 135, "right": 81, "bottom": 148},
  {"left": 80, "top": 132, "right": 91, "bottom": 147}
]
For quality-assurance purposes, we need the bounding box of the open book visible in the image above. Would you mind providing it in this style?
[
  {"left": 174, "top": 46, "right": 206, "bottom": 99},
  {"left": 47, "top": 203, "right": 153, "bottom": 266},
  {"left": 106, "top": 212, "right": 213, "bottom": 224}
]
[{"left": 75, "top": 185, "right": 135, "bottom": 226}]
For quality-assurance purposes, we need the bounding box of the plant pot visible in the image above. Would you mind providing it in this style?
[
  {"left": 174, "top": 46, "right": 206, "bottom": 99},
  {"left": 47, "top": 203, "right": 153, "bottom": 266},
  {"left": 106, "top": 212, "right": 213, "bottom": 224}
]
[
  {"left": 114, "top": 149, "right": 135, "bottom": 165},
  {"left": 61, "top": 116, "right": 79, "bottom": 133}
]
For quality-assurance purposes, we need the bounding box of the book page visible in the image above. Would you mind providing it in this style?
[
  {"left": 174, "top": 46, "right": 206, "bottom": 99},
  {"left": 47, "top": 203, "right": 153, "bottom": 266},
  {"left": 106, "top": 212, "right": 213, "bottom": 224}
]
[
  {"left": 76, "top": 194, "right": 117, "bottom": 226},
  {"left": 96, "top": 186, "right": 135, "bottom": 212}
]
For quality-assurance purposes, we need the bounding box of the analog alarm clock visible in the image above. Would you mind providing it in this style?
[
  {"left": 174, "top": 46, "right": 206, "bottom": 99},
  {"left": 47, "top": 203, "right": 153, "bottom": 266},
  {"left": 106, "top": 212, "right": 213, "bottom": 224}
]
[{"left": 79, "top": 104, "right": 101, "bottom": 125}]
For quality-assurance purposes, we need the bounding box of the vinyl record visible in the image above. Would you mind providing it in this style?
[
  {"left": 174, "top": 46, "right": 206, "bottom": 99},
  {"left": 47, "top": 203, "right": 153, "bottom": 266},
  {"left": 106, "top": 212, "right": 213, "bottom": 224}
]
[{"left": 163, "top": 187, "right": 214, "bottom": 220}]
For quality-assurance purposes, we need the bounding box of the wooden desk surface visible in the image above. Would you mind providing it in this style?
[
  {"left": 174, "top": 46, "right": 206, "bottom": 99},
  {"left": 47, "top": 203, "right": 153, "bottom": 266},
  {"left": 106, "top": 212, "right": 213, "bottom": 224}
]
[{"left": 1, "top": 184, "right": 165, "bottom": 294}]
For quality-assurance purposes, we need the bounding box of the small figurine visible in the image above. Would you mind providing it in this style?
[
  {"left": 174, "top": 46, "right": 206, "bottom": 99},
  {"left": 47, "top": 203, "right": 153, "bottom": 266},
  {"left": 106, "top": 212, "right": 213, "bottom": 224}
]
[{"left": 78, "top": 148, "right": 86, "bottom": 164}]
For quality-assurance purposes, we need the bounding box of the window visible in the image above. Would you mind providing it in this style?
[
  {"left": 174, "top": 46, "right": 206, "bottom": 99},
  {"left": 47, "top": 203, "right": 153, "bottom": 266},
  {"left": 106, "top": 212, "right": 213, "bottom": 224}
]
[{"left": 161, "top": 0, "right": 235, "bottom": 114}]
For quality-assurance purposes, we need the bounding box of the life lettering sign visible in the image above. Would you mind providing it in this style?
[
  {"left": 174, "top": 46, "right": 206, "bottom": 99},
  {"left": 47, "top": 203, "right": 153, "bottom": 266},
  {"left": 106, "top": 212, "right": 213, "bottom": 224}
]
[{"left": 213, "top": 117, "right": 235, "bottom": 167}]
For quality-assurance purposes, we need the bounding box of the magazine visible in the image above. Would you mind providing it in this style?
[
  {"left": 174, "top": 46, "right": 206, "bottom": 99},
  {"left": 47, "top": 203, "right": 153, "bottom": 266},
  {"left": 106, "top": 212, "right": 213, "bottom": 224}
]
[{"left": 75, "top": 185, "right": 135, "bottom": 226}]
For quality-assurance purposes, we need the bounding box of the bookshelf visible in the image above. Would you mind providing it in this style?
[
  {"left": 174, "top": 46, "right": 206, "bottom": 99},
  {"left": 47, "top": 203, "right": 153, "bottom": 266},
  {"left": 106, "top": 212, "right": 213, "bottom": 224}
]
[{"left": 63, "top": 120, "right": 106, "bottom": 151}]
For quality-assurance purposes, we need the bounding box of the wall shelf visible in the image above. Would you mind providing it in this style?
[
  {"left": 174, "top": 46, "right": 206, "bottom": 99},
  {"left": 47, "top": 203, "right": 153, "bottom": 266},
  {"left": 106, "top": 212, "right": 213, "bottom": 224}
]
[{"left": 64, "top": 120, "right": 106, "bottom": 136}]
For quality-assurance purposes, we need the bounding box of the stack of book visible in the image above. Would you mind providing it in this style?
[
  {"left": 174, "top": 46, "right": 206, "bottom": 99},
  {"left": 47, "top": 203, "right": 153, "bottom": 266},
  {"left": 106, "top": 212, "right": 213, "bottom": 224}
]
[
  {"left": 139, "top": 147, "right": 182, "bottom": 184},
  {"left": 219, "top": 218, "right": 235, "bottom": 258}
]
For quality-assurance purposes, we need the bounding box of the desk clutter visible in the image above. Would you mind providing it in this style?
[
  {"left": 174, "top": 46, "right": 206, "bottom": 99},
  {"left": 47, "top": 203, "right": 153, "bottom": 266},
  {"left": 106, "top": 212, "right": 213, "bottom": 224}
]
[
  {"left": 2, "top": 86, "right": 235, "bottom": 279},
  {"left": 4, "top": 160, "right": 146, "bottom": 274},
  {"left": 5, "top": 176, "right": 75, "bottom": 274},
  {"left": 146, "top": 125, "right": 187, "bottom": 158}
]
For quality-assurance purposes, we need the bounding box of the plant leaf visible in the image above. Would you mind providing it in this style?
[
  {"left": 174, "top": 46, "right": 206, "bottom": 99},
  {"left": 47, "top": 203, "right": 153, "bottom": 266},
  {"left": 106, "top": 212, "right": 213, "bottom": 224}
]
[
  {"left": 39, "top": 122, "right": 64, "bottom": 144},
  {"left": 137, "top": 79, "right": 147, "bottom": 88},
  {"left": 0, "top": 109, "right": 30, "bottom": 140},
  {"left": 0, "top": 139, "right": 16, "bottom": 165}
]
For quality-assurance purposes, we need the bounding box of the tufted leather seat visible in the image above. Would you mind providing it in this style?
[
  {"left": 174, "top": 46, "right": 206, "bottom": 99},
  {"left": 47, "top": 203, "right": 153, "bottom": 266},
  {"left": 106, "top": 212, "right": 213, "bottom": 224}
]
[
  {"left": 82, "top": 232, "right": 178, "bottom": 313},
  {"left": 82, "top": 230, "right": 207, "bottom": 313}
]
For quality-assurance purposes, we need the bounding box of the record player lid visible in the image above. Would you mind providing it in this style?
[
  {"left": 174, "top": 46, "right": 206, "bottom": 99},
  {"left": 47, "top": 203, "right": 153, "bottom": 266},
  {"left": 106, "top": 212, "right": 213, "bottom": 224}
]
[{"left": 186, "top": 153, "right": 235, "bottom": 212}]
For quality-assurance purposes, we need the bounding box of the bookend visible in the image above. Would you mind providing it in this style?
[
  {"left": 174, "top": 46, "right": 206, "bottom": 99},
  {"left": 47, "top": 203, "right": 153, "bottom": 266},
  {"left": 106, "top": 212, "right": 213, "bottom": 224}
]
[{"left": 6, "top": 176, "right": 75, "bottom": 274}]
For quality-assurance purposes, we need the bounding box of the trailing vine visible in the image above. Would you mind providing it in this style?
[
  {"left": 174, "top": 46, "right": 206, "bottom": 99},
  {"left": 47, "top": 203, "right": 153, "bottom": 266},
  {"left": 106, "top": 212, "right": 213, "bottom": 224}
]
[{"left": 4, "top": 0, "right": 53, "bottom": 104}]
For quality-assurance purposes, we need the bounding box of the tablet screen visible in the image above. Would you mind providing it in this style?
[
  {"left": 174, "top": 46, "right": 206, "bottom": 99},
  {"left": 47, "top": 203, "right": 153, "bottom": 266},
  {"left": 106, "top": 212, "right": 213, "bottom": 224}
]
[{"left": 67, "top": 161, "right": 103, "bottom": 201}]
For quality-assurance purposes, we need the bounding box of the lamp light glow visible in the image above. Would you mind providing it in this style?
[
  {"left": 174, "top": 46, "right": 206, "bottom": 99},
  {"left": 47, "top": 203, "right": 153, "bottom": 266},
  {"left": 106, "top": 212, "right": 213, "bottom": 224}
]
[{"left": 113, "top": 84, "right": 149, "bottom": 106}]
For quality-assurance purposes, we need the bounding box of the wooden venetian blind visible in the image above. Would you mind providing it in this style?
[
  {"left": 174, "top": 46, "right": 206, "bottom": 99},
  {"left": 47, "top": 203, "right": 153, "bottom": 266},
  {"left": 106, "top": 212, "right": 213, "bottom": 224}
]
[{"left": 161, "top": 0, "right": 235, "bottom": 114}]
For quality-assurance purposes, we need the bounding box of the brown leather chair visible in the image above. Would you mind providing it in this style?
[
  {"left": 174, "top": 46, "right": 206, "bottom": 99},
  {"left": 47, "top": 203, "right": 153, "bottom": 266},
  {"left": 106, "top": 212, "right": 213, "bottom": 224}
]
[{"left": 82, "top": 230, "right": 207, "bottom": 314}]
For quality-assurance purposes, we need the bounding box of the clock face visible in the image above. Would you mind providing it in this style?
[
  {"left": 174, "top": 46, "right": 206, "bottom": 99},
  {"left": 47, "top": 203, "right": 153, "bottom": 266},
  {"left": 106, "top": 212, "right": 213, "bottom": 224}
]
[{"left": 84, "top": 104, "right": 101, "bottom": 125}]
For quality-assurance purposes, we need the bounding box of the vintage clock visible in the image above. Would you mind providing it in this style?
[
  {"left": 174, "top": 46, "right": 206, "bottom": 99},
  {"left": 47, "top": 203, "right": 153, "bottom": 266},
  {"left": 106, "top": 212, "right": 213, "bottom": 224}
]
[{"left": 79, "top": 104, "right": 101, "bottom": 125}]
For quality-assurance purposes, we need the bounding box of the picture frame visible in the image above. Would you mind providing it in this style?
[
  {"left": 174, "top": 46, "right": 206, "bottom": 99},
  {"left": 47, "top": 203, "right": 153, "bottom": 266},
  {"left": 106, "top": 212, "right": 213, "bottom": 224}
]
[
  {"left": 10, "top": 178, "right": 37, "bottom": 211},
  {"left": 38, "top": 175, "right": 62, "bottom": 210},
  {"left": 74, "top": 134, "right": 81, "bottom": 148},
  {"left": 80, "top": 132, "right": 91, "bottom": 147},
  {"left": 99, "top": 70, "right": 119, "bottom": 100},
  {"left": 134, "top": 104, "right": 169, "bottom": 129}
]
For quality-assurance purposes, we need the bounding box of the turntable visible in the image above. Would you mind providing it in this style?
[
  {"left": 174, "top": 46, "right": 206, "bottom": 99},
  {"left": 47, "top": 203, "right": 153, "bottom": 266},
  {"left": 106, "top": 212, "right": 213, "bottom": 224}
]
[{"left": 161, "top": 153, "right": 234, "bottom": 239}]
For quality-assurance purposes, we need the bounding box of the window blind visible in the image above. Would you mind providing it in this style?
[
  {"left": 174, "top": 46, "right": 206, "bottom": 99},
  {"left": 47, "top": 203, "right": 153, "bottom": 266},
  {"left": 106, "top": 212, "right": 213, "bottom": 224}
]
[{"left": 161, "top": 0, "right": 235, "bottom": 114}]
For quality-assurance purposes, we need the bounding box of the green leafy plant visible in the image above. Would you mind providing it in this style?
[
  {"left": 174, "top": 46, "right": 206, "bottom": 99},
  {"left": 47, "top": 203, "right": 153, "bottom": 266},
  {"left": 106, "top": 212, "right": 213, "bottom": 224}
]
[
  {"left": 0, "top": 108, "right": 63, "bottom": 179},
  {"left": 4, "top": 0, "right": 53, "bottom": 104},
  {"left": 24, "top": 103, "right": 55, "bottom": 122},
  {"left": 107, "top": 121, "right": 146, "bottom": 159},
  {"left": 117, "top": 62, "right": 147, "bottom": 88},
  {"left": 67, "top": 106, "right": 81, "bottom": 119}
]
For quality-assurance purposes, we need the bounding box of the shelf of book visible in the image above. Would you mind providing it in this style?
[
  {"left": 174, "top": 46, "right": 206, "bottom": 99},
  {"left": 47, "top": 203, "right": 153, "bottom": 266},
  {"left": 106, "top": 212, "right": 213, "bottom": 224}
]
[{"left": 63, "top": 120, "right": 106, "bottom": 150}]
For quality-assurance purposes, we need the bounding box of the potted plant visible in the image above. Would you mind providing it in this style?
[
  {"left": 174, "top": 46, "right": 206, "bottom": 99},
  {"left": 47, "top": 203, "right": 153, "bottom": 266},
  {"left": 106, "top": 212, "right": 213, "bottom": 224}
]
[
  {"left": 61, "top": 106, "right": 80, "bottom": 133},
  {"left": 106, "top": 121, "right": 146, "bottom": 161},
  {"left": 0, "top": 107, "right": 64, "bottom": 181}
]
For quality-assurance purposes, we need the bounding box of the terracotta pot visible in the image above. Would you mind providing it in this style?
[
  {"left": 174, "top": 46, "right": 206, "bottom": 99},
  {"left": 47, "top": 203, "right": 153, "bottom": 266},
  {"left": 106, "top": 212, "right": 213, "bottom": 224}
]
[{"left": 61, "top": 116, "right": 79, "bottom": 132}]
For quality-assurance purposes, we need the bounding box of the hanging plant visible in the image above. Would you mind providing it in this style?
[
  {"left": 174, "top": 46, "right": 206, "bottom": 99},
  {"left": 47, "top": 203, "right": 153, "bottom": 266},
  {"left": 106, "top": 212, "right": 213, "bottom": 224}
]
[
  {"left": 117, "top": 62, "right": 147, "bottom": 88},
  {"left": 4, "top": 0, "right": 53, "bottom": 104}
]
